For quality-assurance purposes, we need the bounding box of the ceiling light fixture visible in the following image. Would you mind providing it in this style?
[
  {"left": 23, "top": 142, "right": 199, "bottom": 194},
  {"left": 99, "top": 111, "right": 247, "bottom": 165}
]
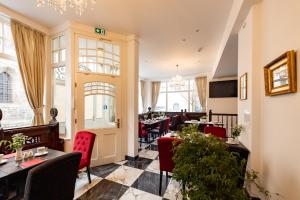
[
  {"left": 36, "top": 0, "right": 96, "bottom": 15},
  {"left": 170, "top": 64, "right": 185, "bottom": 88}
]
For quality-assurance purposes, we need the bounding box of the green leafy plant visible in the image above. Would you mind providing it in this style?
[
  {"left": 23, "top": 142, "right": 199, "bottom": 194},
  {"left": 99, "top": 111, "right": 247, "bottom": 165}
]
[
  {"left": 232, "top": 125, "right": 244, "bottom": 139},
  {"left": 0, "top": 140, "right": 9, "bottom": 147},
  {"left": 173, "top": 125, "right": 279, "bottom": 200},
  {"left": 173, "top": 125, "right": 249, "bottom": 200},
  {"left": 9, "top": 133, "right": 28, "bottom": 151}
]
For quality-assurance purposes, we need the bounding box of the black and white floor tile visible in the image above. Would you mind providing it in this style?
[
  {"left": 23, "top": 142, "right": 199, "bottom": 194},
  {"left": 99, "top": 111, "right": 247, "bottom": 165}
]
[{"left": 74, "top": 140, "right": 182, "bottom": 200}]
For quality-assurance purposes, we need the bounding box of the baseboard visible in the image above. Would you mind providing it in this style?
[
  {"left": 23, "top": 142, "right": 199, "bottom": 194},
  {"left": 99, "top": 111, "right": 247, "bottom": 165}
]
[{"left": 125, "top": 155, "right": 139, "bottom": 161}]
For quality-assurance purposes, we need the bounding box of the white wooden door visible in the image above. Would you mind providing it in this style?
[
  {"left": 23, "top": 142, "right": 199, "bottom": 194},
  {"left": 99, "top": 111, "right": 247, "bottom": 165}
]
[{"left": 75, "top": 34, "right": 122, "bottom": 166}]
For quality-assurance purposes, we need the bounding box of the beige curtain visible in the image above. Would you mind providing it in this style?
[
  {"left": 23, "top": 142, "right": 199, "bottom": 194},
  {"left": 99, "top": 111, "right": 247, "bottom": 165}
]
[
  {"left": 11, "top": 20, "right": 46, "bottom": 125},
  {"left": 151, "top": 81, "right": 161, "bottom": 110},
  {"left": 195, "top": 76, "right": 207, "bottom": 112},
  {"left": 140, "top": 80, "right": 146, "bottom": 112}
]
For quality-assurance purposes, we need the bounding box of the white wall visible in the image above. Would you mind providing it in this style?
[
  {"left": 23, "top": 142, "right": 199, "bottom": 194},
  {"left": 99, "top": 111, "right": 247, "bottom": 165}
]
[
  {"left": 207, "top": 76, "right": 238, "bottom": 114},
  {"left": 238, "top": 1, "right": 300, "bottom": 199},
  {"left": 141, "top": 79, "right": 152, "bottom": 112}
]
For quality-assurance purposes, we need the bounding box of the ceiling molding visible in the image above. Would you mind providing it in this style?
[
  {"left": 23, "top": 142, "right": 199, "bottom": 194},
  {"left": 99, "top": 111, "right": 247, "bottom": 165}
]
[{"left": 0, "top": 3, "right": 50, "bottom": 34}]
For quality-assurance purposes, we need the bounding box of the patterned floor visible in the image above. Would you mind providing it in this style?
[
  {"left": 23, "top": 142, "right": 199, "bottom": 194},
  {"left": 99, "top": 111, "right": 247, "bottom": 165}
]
[{"left": 74, "top": 141, "right": 182, "bottom": 200}]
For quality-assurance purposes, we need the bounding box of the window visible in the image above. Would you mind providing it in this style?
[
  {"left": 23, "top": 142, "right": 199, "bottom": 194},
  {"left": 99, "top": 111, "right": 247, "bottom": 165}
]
[
  {"left": 52, "top": 35, "right": 66, "bottom": 134},
  {"left": 156, "top": 80, "right": 202, "bottom": 112},
  {"left": 78, "top": 37, "right": 120, "bottom": 75},
  {"left": 0, "top": 16, "right": 33, "bottom": 128},
  {"left": 0, "top": 72, "right": 12, "bottom": 103}
]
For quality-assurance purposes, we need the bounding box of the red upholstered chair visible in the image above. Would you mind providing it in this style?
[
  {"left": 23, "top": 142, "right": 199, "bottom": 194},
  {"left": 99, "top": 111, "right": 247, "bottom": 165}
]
[
  {"left": 169, "top": 115, "right": 181, "bottom": 131},
  {"left": 165, "top": 117, "right": 171, "bottom": 134},
  {"left": 73, "top": 131, "right": 96, "bottom": 183},
  {"left": 139, "top": 122, "right": 150, "bottom": 147},
  {"left": 204, "top": 126, "right": 226, "bottom": 138},
  {"left": 157, "top": 137, "right": 181, "bottom": 195}
]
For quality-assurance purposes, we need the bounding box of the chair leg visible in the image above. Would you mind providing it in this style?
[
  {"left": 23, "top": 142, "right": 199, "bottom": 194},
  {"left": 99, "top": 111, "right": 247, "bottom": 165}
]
[
  {"left": 87, "top": 166, "right": 92, "bottom": 184},
  {"left": 166, "top": 171, "right": 168, "bottom": 185},
  {"left": 139, "top": 137, "right": 142, "bottom": 148},
  {"left": 159, "top": 171, "right": 163, "bottom": 196}
]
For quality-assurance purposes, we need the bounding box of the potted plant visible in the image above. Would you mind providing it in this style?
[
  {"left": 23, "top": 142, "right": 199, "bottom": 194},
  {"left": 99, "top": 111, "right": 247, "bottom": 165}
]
[
  {"left": 173, "top": 125, "right": 249, "bottom": 200},
  {"left": 230, "top": 125, "right": 244, "bottom": 144},
  {"left": 9, "top": 133, "right": 28, "bottom": 161},
  {"left": 172, "top": 125, "right": 277, "bottom": 200}
]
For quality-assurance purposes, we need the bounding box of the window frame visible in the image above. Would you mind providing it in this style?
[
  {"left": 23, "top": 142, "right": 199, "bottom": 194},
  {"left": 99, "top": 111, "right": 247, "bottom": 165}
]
[
  {"left": 156, "top": 79, "right": 201, "bottom": 112},
  {"left": 51, "top": 34, "right": 67, "bottom": 135}
]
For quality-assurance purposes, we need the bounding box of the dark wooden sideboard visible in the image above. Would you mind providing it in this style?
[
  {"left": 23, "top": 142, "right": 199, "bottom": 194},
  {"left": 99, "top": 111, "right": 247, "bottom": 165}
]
[{"left": 0, "top": 108, "right": 64, "bottom": 154}]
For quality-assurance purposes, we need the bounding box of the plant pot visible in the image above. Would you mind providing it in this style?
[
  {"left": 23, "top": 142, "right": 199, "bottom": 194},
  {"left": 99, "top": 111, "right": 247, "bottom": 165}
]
[
  {"left": 200, "top": 118, "right": 206, "bottom": 122},
  {"left": 227, "top": 138, "right": 240, "bottom": 144},
  {"left": 15, "top": 148, "right": 23, "bottom": 161}
]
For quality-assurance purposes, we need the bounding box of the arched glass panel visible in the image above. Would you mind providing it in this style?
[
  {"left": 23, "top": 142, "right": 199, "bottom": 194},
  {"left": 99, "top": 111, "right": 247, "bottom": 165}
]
[{"left": 84, "top": 82, "right": 116, "bottom": 129}]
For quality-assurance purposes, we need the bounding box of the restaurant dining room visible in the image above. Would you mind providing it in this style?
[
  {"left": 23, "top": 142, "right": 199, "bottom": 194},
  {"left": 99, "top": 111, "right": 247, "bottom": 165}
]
[{"left": 0, "top": 0, "right": 300, "bottom": 200}]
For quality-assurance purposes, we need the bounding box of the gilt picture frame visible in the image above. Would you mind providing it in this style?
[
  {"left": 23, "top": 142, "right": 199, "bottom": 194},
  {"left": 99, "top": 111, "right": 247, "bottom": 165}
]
[
  {"left": 264, "top": 50, "right": 297, "bottom": 96},
  {"left": 240, "top": 73, "right": 247, "bottom": 100}
]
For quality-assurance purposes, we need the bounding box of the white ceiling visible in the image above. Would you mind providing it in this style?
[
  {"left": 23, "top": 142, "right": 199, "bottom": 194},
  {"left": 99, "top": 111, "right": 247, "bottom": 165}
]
[{"left": 0, "top": 0, "right": 234, "bottom": 79}]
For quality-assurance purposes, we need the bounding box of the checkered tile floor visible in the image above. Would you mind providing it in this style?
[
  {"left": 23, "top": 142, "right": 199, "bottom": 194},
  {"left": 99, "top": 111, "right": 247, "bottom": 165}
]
[{"left": 74, "top": 141, "right": 182, "bottom": 200}]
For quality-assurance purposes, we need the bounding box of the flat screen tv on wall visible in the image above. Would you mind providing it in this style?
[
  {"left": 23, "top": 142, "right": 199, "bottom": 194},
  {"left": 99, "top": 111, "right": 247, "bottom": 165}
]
[{"left": 209, "top": 80, "right": 238, "bottom": 98}]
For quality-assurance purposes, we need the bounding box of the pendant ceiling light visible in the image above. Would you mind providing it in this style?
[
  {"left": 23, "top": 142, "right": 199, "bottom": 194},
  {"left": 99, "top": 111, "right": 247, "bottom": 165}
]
[
  {"left": 36, "top": 0, "right": 96, "bottom": 15},
  {"left": 170, "top": 64, "right": 185, "bottom": 88}
]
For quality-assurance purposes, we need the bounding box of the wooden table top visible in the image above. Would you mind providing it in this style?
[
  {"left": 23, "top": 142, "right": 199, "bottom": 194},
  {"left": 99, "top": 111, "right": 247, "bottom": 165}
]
[{"left": 0, "top": 149, "right": 66, "bottom": 181}]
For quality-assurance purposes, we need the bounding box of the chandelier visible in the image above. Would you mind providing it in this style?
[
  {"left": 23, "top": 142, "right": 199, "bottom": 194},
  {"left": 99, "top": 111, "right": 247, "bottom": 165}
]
[
  {"left": 170, "top": 64, "right": 185, "bottom": 88},
  {"left": 36, "top": 0, "right": 96, "bottom": 15}
]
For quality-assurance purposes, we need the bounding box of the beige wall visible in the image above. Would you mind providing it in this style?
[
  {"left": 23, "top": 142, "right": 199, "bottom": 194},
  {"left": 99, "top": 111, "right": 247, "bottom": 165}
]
[
  {"left": 238, "top": 0, "right": 300, "bottom": 199},
  {"left": 207, "top": 76, "right": 238, "bottom": 114}
]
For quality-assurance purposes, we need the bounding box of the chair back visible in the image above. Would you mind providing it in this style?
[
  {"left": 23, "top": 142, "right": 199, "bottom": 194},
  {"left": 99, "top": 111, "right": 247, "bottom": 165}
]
[
  {"left": 73, "top": 131, "right": 96, "bottom": 169},
  {"left": 204, "top": 126, "right": 226, "bottom": 138},
  {"left": 158, "top": 120, "right": 166, "bottom": 133},
  {"left": 165, "top": 117, "right": 171, "bottom": 132},
  {"left": 157, "top": 137, "right": 181, "bottom": 172},
  {"left": 138, "top": 122, "right": 148, "bottom": 137},
  {"left": 24, "top": 152, "right": 81, "bottom": 200}
]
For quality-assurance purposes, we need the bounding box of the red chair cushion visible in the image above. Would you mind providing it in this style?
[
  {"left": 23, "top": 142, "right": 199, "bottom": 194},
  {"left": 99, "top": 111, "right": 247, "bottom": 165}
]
[
  {"left": 139, "top": 122, "right": 149, "bottom": 137},
  {"left": 157, "top": 137, "right": 181, "bottom": 172},
  {"left": 204, "top": 126, "right": 226, "bottom": 138},
  {"left": 73, "top": 131, "right": 96, "bottom": 169}
]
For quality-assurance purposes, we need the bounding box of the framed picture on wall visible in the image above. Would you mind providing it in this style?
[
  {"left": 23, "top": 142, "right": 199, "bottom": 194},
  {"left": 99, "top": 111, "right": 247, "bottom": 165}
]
[
  {"left": 240, "top": 73, "right": 247, "bottom": 100},
  {"left": 264, "top": 50, "right": 297, "bottom": 96}
]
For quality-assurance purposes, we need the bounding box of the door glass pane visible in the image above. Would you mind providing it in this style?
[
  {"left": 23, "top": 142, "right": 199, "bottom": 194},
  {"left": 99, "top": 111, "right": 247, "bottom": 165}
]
[
  {"left": 84, "top": 82, "right": 116, "bottom": 129},
  {"left": 78, "top": 37, "right": 120, "bottom": 75}
]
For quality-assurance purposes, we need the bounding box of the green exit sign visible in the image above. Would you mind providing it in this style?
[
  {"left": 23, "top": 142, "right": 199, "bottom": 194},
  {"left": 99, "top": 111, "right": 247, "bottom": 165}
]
[{"left": 95, "top": 27, "right": 106, "bottom": 35}]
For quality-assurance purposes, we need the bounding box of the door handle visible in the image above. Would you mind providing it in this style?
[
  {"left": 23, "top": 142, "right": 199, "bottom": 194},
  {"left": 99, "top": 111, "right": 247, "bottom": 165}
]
[{"left": 116, "top": 118, "right": 120, "bottom": 128}]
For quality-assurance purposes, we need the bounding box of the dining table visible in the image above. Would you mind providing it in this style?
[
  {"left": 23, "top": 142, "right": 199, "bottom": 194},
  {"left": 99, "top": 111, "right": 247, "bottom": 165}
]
[
  {"left": 184, "top": 120, "right": 223, "bottom": 126},
  {"left": 184, "top": 120, "right": 224, "bottom": 132},
  {"left": 142, "top": 117, "right": 167, "bottom": 129},
  {"left": 0, "top": 148, "right": 66, "bottom": 200}
]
